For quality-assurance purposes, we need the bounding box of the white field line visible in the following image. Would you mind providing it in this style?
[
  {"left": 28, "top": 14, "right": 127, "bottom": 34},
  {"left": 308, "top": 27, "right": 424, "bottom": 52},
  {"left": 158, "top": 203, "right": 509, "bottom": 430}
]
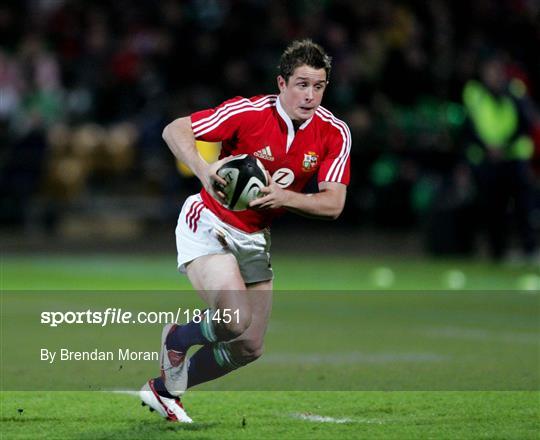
[
  {"left": 290, "top": 413, "right": 387, "bottom": 425},
  {"left": 291, "top": 413, "right": 353, "bottom": 424}
]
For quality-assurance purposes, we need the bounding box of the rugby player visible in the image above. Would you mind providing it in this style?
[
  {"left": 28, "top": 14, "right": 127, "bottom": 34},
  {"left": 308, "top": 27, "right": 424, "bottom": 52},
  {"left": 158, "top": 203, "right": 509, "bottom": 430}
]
[{"left": 140, "top": 39, "right": 351, "bottom": 422}]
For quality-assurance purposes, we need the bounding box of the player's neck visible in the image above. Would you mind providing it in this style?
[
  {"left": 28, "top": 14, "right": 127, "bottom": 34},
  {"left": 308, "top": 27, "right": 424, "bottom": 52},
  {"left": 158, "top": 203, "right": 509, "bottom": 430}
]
[{"left": 277, "top": 96, "right": 308, "bottom": 131}]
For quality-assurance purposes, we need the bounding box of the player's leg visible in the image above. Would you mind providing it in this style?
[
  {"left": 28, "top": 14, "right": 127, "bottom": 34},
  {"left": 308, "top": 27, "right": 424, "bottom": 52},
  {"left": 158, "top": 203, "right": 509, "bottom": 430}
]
[
  {"left": 155, "top": 253, "right": 254, "bottom": 394},
  {"left": 162, "top": 195, "right": 255, "bottom": 365},
  {"left": 186, "top": 253, "right": 254, "bottom": 339},
  {"left": 142, "top": 194, "right": 254, "bottom": 418},
  {"left": 177, "top": 222, "right": 273, "bottom": 356},
  {"left": 227, "top": 279, "right": 272, "bottom": 364},
  {"left": 143, "top": 277, "right": 271, "bottom": 419},
  {"left": 143, "top": 252, "right": 252, "bottom": 420},
  {"left": 142, "top": 197, "right": 272, "bottom": 417},
  {"left": 186, "top": 279, "right": 273, "bottom": 389},
  {"left": 198, "top": 228, "right": 274, "bottom": 377}
]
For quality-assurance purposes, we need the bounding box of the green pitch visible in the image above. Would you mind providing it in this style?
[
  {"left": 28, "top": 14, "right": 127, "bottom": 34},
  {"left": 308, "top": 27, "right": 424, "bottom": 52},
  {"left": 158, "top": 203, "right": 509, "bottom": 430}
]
[
  {"left": 1, "top": 254, "right": 539, "bottom": 439},
  {"left": 1, "top": 391, "right": 538, "bottom": 439},
  {"left": 2, "top": 253, "right": 539, "bottom": 290}
]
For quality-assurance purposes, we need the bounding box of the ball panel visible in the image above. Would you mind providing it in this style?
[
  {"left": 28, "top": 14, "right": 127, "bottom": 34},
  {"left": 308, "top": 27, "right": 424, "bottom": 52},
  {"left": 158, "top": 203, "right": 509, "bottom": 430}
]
[
  {"left": 215, "top": 155, "right": 268, "bottom": 211},
  {"left": 231, "top": 176, "right": 267, "bottom": 210}
]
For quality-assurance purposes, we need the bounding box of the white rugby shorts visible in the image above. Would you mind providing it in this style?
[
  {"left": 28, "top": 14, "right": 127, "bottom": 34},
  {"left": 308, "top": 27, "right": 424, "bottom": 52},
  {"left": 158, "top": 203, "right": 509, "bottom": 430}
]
[{"left": 175, "top": 194, "right": 273, "bottom": 284}]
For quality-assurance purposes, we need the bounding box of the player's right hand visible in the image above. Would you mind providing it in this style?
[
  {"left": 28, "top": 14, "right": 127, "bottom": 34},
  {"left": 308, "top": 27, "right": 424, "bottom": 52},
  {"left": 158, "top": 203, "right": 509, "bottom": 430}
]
[{"left": 206, "top": 156, "right": 232, "bottom": 202}]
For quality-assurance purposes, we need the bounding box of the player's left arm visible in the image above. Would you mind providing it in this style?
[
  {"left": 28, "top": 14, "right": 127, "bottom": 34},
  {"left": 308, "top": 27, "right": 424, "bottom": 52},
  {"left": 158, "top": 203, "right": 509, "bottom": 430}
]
[
  {"left": 250, "top": 180, "right": 346, "bottom": 220},
  {"left": 251, "top": 117, "right": 350, "bottom": 220}
]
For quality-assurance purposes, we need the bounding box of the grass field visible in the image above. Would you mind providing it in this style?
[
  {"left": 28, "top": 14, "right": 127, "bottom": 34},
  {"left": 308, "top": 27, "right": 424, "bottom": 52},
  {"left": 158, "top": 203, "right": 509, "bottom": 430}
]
[{"left": 1, "top": 254, "right": 539, "bottom": 439}]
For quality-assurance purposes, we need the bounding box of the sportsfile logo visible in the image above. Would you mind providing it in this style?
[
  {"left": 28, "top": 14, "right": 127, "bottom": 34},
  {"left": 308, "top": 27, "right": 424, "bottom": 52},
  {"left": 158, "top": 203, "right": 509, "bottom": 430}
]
[{"left": 40, "top": 308, "right": 240, "bottom": 327}]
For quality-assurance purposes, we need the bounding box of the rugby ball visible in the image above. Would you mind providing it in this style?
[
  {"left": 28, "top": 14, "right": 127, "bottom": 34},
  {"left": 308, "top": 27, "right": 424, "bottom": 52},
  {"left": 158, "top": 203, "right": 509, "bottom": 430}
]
[{"left": 215, "top": 154, "right": 268, "bottom": 211}]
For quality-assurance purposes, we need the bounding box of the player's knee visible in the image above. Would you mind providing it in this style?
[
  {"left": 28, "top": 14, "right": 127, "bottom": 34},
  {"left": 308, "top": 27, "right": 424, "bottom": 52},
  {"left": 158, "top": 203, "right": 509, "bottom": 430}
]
[
  {"left": 218, "top": 312, "right": 252, "bottom": 340},
  {"left": 237, "top": 339, "right": 264, "bottom": 364}
]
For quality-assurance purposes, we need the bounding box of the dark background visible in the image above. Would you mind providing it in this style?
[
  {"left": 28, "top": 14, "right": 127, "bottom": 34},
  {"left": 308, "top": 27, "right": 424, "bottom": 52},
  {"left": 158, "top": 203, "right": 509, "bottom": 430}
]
[{"left": 1, "top": 0, "right": 539, "bottom": 258}]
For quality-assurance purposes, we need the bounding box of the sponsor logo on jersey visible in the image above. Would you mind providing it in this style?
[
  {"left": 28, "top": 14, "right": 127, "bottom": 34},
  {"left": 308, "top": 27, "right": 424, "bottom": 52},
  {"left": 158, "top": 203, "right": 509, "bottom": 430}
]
[
  {"left": 254, "top": 146, "right": 275, "bottom": 161},
  {"left": 302, "top": 151, "right": 319, "bottom": 171},
  {"left": 272, "top": 168, "right": 295, "bottom": 188}
]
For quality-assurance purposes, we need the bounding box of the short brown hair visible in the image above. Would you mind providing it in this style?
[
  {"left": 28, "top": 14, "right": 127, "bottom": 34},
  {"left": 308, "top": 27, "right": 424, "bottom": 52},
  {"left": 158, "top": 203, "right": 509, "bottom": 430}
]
[{"left": 278, "top": 39, "right": 332, "bottom": 83}]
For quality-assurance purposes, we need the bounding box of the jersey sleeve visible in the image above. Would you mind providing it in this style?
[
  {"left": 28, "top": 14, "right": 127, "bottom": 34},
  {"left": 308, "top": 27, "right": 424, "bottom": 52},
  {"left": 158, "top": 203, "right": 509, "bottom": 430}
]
[
  {"left": 190, "top": 96, "right": 250, "bottom": 142},
  {"left": 318, "top": 121, "right": 351, "bottom": 185}
]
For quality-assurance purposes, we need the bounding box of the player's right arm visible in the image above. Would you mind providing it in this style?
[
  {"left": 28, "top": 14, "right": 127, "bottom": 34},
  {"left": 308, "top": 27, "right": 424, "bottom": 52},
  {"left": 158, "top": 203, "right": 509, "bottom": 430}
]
[
  {"left": 162, "top": 117, "right": 228, "bottom": 198},
  {"left": 164, "top": 96, "right": 265, "bottom": 198}
]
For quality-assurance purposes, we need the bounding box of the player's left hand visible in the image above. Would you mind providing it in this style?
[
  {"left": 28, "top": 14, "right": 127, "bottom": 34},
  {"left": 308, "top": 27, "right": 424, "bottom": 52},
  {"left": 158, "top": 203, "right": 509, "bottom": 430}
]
[{"left": 249, "top": 173, "right": 290, "bottom": 210}]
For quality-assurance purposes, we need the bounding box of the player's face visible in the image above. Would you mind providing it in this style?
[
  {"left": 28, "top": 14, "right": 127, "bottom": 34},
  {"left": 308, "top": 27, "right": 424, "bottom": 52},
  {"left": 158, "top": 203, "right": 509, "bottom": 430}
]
[{"left": 278, "top": 65, "right": 328, "bottom": 123}]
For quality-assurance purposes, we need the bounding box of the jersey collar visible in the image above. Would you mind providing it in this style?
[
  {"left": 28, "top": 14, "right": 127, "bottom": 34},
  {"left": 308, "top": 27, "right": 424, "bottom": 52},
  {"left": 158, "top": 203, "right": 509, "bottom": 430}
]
[{"left": 276, "top": 96, "right": 314, "bottom": 153}]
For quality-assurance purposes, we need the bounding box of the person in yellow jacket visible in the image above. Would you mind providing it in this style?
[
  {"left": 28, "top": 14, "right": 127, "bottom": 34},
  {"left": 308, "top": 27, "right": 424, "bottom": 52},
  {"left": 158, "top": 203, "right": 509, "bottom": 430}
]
[{"left": 463, "top": 54, "right": 537, "bottom": 262}]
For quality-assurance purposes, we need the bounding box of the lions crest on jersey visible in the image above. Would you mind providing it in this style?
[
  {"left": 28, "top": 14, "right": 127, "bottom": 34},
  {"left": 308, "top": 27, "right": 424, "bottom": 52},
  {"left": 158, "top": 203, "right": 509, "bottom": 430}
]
[{"left": 302, "top": 151, "right": 319, "bottom": 171}]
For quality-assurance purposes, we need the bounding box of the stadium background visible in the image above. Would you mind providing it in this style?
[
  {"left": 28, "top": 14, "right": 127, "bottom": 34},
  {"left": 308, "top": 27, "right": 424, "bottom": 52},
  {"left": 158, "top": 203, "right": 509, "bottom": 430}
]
[
  {"left": 1, "top": 1, "right": 539, "bottom": 439},
  {"left": 1, "top": 0, "right": 539, "bottom": 258}
]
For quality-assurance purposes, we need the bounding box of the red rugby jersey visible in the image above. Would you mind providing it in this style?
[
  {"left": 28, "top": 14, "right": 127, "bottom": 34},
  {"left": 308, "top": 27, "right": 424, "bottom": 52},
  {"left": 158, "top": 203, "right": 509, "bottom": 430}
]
[{"left": 190, "top": 94, "right": 351, "bottom": 232}]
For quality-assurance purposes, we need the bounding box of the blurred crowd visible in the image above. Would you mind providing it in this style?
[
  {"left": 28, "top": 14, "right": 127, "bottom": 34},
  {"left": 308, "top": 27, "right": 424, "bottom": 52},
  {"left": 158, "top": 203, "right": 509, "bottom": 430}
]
[{"left": 1, "top": 0, "right": 539, "bottom": 260}]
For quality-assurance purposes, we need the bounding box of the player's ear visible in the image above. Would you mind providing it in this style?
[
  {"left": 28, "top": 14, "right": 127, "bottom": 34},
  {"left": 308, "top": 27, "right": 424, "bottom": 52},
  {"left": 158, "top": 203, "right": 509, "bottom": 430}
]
[{"left": 277, "top": 75, "right": 287, "bottom": 92}]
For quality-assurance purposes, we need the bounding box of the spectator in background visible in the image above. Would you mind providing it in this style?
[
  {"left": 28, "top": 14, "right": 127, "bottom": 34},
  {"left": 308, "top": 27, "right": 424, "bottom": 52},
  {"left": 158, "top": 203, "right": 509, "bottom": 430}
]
[{"left": 463, "top": 54, "right": 538, "bottom": 263}]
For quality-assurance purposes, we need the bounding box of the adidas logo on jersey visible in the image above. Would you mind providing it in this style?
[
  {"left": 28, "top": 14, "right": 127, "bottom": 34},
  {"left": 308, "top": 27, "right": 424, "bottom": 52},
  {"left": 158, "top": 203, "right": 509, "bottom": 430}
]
[{"left": 254, "top": 146, "right": 274, "bottom": 161}]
